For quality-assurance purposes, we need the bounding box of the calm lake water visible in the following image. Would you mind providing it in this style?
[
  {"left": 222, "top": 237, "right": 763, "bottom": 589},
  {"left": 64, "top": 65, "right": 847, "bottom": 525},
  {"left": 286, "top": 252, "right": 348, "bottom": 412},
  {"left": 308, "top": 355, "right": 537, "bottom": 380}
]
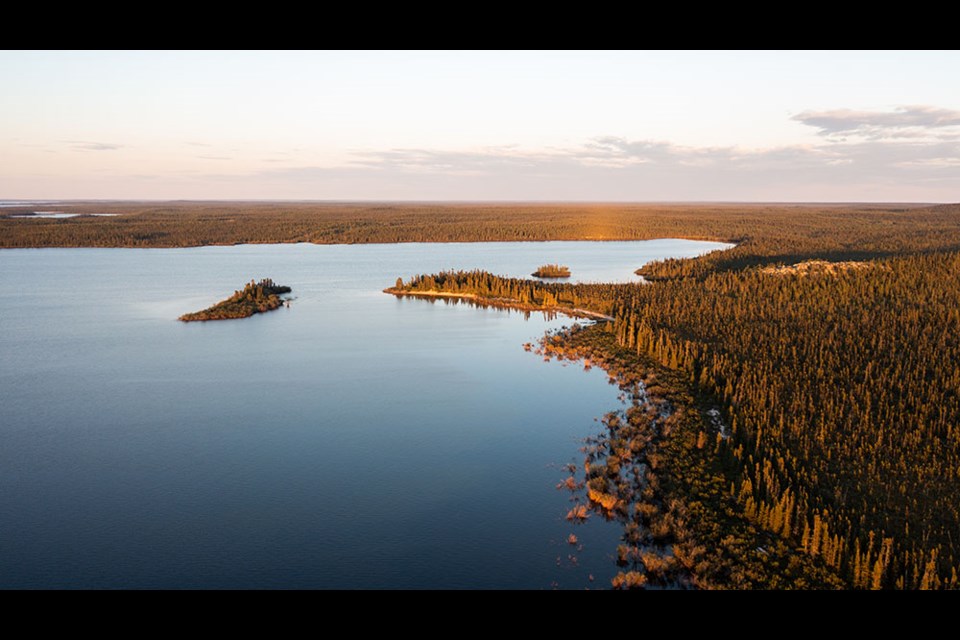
[{"left": 0, "top": 239, "right": 730, "bottom": 588}]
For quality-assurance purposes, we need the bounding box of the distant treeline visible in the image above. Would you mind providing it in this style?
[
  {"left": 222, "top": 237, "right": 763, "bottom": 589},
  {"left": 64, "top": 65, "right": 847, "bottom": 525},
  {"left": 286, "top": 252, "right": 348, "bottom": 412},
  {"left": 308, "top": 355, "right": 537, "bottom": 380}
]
[{"left": 2, "top": 201, "right": 956, "bottom": 256}]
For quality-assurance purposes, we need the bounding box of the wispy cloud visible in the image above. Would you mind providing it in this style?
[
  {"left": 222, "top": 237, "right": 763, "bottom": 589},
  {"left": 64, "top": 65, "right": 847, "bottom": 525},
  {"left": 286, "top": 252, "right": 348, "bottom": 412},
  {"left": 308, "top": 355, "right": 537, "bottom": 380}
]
[
  {"left": 793, "top": 105, "right": 960, "bottom": 140},
  {"left": 66, "top": 140, "right": 123, "bottom": 152}
]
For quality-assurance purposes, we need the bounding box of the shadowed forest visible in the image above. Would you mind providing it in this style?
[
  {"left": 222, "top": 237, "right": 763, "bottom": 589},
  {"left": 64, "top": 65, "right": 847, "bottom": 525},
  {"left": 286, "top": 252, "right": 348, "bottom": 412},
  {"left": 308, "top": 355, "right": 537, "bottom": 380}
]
[{"left": 8, "top": 200, "right": 960, "bottom": 588}]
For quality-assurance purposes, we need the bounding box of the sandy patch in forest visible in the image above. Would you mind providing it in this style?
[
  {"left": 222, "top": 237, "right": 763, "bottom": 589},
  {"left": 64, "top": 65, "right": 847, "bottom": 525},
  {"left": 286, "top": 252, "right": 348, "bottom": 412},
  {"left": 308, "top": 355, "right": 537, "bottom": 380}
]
[{"left": 761, "top": 260, "right": 879, "bottom": 276}]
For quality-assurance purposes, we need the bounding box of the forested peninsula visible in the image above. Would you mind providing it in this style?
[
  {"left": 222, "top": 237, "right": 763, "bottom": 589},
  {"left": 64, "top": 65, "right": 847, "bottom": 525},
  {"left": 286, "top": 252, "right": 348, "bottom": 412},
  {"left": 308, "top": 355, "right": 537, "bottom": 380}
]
[
  {"left": 385, "top": 200, "right": 960, "bottom": 589},
  {"left": 385, "top": 272, "right": 612, "bottom": 321},
  {"left": 391, "top": 247, "right": 960, "bottom": 588},
  {"left": 179, "top": 279, "right": 291, "bottom": 322}
]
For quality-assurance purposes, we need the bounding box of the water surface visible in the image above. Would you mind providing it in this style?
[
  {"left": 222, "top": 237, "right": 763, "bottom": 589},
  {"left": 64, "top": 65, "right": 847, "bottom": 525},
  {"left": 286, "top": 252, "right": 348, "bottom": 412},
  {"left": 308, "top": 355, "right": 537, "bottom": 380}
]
[{"left": 0, "top": 239, "right": 729, "bottom": 588}]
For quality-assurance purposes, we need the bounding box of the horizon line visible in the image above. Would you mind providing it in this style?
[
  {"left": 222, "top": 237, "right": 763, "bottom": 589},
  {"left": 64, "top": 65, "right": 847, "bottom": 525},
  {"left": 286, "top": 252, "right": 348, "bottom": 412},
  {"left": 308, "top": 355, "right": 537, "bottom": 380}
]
[{"left": 0, "top": 198, "right": 951, "bottom": 206}]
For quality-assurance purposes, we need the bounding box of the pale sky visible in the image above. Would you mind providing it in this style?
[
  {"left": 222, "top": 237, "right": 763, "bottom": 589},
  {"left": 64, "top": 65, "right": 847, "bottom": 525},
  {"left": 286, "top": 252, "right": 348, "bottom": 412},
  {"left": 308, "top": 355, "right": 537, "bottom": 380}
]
[{"left": 1, "top": 50, "right": 958, "bottom": 201}]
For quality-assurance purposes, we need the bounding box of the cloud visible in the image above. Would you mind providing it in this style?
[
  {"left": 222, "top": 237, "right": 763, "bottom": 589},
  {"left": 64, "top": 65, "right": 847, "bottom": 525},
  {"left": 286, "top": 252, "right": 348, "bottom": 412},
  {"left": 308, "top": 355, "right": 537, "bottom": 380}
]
[
  {"left": 66, "top": 140, "right": 123, "bottom": 151},
  {"left": 33, "top": 106, "right": 957, "bottom": 201},
  {"left": 347, "top": 138, "right": 853, "bottom": 177},
  {"left": 195, "top": 130, "right": 953, "bottom": 202},
  {"left": 794, "top": 105, "right": 960, "bottom": 139},
  {"left": 196, "top": 155, "right": 231, "bottom": 161}
]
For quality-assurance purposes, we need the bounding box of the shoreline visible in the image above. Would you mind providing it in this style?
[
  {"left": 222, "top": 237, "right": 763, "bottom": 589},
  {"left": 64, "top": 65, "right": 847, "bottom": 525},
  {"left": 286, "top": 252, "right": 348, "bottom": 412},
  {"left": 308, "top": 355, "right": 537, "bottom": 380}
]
[
  {"left": 383, "top": 288, "right": 614, "bottom": 321},
  {"left": 0, "top": 237, "right": 737, "bottom": 251}
]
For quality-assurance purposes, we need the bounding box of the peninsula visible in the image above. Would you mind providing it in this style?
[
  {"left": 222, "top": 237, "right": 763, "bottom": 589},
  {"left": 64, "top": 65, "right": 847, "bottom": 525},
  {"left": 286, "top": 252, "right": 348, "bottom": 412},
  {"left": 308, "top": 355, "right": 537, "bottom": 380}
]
[{"left": 385, "top": 271, "right": 612, "bottom": 321}]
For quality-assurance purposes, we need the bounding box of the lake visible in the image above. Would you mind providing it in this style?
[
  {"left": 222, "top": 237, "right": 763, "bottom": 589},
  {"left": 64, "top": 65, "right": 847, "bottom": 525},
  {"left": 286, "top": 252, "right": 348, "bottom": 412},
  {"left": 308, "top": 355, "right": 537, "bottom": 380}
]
[{"left": 0, "top": 239, "right": 730, "bottom": 588}]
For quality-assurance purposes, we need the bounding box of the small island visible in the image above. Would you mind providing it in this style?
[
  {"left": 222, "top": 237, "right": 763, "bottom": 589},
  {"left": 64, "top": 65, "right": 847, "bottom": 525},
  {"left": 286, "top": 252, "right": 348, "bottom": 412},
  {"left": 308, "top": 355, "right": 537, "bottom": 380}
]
[
  {"left": 179, "top": 278, "right": 292, "bottom": 322},
  {"left": 532, "top": 264, "right": 571, "bottom": 278}
]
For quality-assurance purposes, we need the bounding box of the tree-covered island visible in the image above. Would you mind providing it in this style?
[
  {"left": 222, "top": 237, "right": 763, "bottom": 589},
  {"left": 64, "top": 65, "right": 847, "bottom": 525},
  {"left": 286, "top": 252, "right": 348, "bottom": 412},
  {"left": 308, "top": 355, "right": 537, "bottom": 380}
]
[
  {"left": 532, "top": 264, "right": 571, "bottom": 278},
  {"left": 179, "top": 278, "right": 292, "bottom": 322}
]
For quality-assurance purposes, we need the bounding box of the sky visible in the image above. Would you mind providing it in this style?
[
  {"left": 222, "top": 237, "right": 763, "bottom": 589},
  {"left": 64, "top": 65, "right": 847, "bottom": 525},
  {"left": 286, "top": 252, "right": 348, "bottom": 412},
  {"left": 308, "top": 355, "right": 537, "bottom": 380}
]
[{"left": 1, "top": 50, "right": 958, "bottom": 202}]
